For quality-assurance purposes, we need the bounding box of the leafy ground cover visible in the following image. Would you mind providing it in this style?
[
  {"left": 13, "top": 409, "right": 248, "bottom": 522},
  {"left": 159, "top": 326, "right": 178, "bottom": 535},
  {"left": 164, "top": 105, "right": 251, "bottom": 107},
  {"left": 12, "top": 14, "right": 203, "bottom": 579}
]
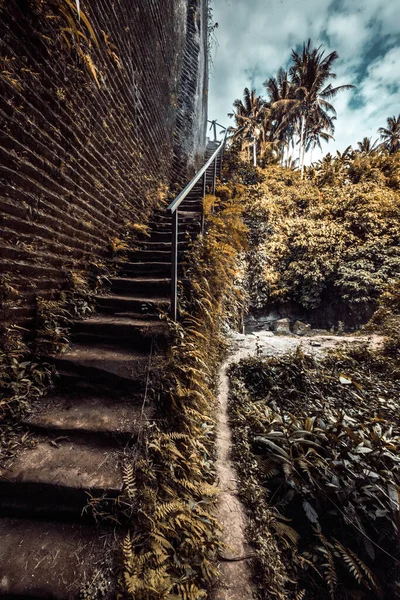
[{"left": 228, "top": 333, "right": 400, "bottom": 600}]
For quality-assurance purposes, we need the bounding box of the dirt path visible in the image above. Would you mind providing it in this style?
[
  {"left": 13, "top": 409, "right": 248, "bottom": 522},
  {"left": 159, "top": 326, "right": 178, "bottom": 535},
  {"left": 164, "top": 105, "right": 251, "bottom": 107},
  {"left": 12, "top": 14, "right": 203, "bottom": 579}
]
[
  {"left": 213, "top": 354, "right": 255, "bottom": 600},
  {"left": 213, "top": 330, "right": 382, "bottom": 599}
]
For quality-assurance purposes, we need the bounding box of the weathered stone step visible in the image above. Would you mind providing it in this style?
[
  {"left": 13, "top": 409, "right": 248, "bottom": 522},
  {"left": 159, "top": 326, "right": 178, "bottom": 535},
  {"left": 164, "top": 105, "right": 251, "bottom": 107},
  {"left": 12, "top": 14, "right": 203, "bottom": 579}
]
[
  {"left": 146, "top": 222, "right": 200, "bottom": 236},
  {"left": 72, "top": 316, "right": 168, "bottom": 348},
  {"left": 111, "top": 276, "right": 170, "bottom": 295},
  {"left": 149, "top": 210, "right": 201, "bottom": 224},
  {"left": 95, "top": 293, "right": 169, "bottom": 315},
  {"left": 143, "top": 230, "right": 192, "bottom": 242},
  {"left": 179, "top": 203, "right": 202, "bottom": 211},
  {"left": 119, "top": 261, "right": 170, "bottom": 276},
  {"left": 0, "top": 518, "right": 118, "bottom": 598},
  {"left": 129, "top": 251, "right": 173, "bottom": 263},
  {"left": 133, "top": 240, "right": 172, "bottom": 249},
  {"left": 52, "top": 344, "right": 150, "bottom": 392},
  {"left": 0, "top": 439, "right": 122, "bottom": 517},
  {"left": 133, "top": 240, "right": 189, "bottom": 251},
  {"left": 23, "top": 393, "right": 152, "bottom": 439}
]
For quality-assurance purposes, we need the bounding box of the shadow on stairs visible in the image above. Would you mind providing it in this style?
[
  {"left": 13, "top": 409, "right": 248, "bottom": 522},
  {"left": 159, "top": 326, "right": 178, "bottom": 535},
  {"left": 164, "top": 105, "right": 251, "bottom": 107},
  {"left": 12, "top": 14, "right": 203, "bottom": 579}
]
[{"left": 0, "top": 140, "right": 219, "bottom": 599}]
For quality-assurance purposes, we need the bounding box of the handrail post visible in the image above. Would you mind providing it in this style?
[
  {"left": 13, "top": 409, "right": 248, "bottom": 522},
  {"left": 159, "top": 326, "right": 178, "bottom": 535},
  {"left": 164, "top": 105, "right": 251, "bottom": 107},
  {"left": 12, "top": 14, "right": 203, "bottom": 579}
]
[
  {"left": 219, "top": 138, "right": 226, "bottom": 178},
  {"left": 212, "top": 157, "right": 217, "bottom": 195},
  {"left": 171, "top": 210, "right": 178, "bottom": 321},
  {"left": 201, "top": 171, "right": 206, "bottom": 235}
]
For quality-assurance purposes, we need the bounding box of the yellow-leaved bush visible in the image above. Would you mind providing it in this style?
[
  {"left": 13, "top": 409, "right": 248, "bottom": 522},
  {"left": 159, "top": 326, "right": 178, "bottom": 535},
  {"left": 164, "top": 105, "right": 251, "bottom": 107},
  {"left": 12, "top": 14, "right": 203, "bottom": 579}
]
[{"left": 241, "top": 156, "right": 400, "bottom": 324}]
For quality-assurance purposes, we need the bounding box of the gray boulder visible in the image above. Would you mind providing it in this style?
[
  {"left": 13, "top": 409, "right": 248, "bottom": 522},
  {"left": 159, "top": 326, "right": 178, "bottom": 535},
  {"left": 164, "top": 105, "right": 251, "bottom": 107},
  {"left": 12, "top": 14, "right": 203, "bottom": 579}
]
[
  {"left": 274, "top": 318, "right": 291, "bottom": 334},
  {"left": 293, "top": 320, "right": 310, "bottom": 336}
]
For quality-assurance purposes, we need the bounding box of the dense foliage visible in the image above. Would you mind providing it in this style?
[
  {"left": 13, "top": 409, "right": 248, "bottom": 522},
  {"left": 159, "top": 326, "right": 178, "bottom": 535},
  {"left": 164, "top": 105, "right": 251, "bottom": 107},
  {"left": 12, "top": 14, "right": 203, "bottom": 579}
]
[
  {"left": 228, "top": 339, "right": 400, "bottom": 600},
  {"left": 240, "top": 151, "right": 400, "bottom": 324}
]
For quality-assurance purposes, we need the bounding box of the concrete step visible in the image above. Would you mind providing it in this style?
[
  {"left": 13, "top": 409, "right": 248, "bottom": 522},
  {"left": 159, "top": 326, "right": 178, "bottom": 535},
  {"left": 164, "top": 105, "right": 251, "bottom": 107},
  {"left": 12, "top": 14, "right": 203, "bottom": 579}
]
[
  {"left": 52, "top": 343, "right": 151, "bottom": 392},
  {"left": 149, "top": 210, "right": 201, "bottom": 223},
  {"left": 111, "top": 276, "right": 170, "bottom": 296},
  {"left": 0, "top": 439, "right": 122, "bottom": 517},
  {"left": 0, "top": 518, "right": 118, "bottom": 599},
  {"left": 127, "top": 249, "right": 173, "bottom": 262},
  {"left": 72, "top": 315, "right": 168, "bottom": 348},
  {"left": 22, "top": 393, "right": 152, "bottom": 439},
  {"left": 143, "top": 230, "right": 193, "bottom": 242},
  {"left": 119, "top": 261, "right": 170, "bottom": 277},
  {"left": 95, "top": 293, "right": 169, "bottom": 315},
  {"left": 133, "top": 240, "right": 189, "bottom": 251},
  {"left": 146, "top": 223, "right": 200, "bottom": 237}
]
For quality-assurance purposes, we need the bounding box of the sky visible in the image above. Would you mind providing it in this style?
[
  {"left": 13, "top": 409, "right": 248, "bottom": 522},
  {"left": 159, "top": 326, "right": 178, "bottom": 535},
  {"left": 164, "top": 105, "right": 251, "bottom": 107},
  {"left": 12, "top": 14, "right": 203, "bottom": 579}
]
[{"left": 208, "top": 0, "right": 400, "bottom": 163}]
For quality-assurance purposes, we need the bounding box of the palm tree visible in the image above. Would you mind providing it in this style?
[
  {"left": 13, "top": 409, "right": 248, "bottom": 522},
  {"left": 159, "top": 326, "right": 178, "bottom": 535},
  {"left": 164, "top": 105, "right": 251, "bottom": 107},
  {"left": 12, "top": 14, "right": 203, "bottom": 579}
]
[
  {"left": 288, "top": 39, "right": 355, "bottom": 177},
  {"left": 378, "top": 115, "right": 400, "bottom": 154},
  {"left": 356, "top": 137, "right": 379, "bottom": 155},
  {"left": 228, "top": 88, "right": 266, "bottom": 166},
  {"left": 305, "top": 117, "right": 334, "bottom": 164},
  {"left": 264, "top": 68, "right": 296, "bottom": 164}
]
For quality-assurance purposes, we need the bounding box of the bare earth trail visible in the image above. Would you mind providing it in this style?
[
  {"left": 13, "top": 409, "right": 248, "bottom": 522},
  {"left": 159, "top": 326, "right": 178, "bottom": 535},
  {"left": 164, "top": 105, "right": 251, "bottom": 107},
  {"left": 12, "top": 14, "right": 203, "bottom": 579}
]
[{"left": 213, "top": 330, "right": 382, "bottom": 599}]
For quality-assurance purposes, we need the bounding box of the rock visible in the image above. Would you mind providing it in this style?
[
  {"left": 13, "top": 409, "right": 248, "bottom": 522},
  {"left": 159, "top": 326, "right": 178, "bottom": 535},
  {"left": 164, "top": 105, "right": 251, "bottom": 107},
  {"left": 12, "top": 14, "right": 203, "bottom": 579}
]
[
  {"left": 257, "top": 330, "right": 274, "bottom": 338},
  {"left": 245, "top": 315, "right": 256, "bottom": 324},
  {"left": 293, "top": 320, "right": 310, "bottom": 336},
  {"left": 274, "top": 318, "right": 291, "bottom": 334},
  {"left": 233, "top": 333, "right": 247, "bottom": 341}
]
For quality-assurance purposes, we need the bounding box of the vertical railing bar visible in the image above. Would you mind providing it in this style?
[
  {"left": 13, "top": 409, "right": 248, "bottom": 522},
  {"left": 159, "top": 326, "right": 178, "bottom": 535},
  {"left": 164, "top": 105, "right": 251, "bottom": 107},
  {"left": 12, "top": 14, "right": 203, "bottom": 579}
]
[
  {"left": 212, "top": 157, "right": 217, "bottom": 195},
  {"left": 219, "top": 138, "right": 226, "bottom": 178},
  {"left": 171, "top": 210, "right": 178, "bottom": 322},
  {"left": 201, "top": 171, "right": 206, "bottom": 235}
]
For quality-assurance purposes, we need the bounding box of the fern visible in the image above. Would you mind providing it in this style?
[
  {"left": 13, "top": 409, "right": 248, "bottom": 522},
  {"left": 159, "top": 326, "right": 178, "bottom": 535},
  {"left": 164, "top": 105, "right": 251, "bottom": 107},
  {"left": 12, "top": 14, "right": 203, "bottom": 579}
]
[
  {"left": 271, "top": 519, "right": 300, "bottom": 547},
  {"left": 122, "top": 463, "right": 136, "bottom": 501},
  {"left": 154, "top": 501, "right": 184, "bottom": 520},
  {"left": 122, "top": 533, "right": 134, "bottom": 576},
  {"left": 334, "top": 540, "right": 380, "bottom": 594}
]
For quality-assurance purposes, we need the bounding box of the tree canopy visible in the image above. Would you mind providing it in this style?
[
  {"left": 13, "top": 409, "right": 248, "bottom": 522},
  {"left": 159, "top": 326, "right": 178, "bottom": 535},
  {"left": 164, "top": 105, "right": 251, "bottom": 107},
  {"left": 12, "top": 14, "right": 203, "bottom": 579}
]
[{"left": 228, "top": 40, "right": 400, "bottom": 175}]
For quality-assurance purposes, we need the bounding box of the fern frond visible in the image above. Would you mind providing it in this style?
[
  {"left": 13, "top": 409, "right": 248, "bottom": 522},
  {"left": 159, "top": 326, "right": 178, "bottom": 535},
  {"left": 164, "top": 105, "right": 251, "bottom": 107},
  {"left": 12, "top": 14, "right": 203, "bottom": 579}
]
[
  {"left": 149, "top": 532, "right": 175, "bottom": 551},
  {"left": 122, "top": 462, "right": 136, "bottom": 500},
  {"left": 155, "top": 500, "right": 185, "bottom": 520},
  {"left": 176, "top": 582, "right": 207, "bottom": 600},
  {"left": 334, "top": 540, "right": 363, "bottom": 584},
  {"left": 122, "top": 532, "right": 134, "bottom": 576},
  {"left": 271, "top": 519, "right": 300, "bottom": 546}
]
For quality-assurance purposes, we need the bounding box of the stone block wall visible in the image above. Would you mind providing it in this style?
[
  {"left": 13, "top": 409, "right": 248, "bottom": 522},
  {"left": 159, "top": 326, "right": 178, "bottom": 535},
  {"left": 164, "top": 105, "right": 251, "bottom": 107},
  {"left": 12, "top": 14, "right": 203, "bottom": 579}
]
[{"left": 0, "top": 0, "right": 208, "bottom": 330}]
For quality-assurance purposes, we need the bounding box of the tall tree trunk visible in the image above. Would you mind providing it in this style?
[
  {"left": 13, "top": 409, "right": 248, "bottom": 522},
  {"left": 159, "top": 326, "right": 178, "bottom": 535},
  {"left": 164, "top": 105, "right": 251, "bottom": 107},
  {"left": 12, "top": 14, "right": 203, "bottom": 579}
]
[
  {"left": 253, "top": 136, "right": 257, "bottom": 167},
  {"left": 299, "top": 114, "right": 306, "bottom": 178}
]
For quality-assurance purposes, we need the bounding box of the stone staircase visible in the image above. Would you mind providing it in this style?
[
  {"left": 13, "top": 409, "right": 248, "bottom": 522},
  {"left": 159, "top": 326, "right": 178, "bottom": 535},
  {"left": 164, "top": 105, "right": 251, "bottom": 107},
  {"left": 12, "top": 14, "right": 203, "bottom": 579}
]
[{"left": 0, "top": 147, "right": 216, "bottom": 597}]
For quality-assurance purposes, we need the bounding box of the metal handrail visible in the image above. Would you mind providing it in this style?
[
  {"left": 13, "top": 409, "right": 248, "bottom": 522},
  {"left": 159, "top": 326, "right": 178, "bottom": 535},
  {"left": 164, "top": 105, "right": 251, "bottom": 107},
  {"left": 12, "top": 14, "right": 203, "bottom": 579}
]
[
  {"left": 167, "top": 128, "right": 228, "bottom": 214},
  {"left": 168, "top": 127, "right": 228, "bottom": 321},
  {"left": 207, "top": 119, "right": 227, "bottom": 141}
]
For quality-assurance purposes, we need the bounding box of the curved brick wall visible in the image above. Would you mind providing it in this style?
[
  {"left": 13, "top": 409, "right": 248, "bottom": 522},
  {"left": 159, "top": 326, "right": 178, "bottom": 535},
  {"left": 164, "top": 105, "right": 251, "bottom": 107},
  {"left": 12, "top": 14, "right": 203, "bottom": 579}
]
[{"left": 0, "top": 0, "right": 208, "bottom": 330}]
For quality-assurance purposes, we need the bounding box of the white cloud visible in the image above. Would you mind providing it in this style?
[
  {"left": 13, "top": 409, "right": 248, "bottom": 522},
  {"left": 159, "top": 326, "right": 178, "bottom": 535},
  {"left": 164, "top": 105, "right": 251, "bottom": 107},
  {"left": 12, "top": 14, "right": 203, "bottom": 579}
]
[{"left": 208, "top": 0, "right": 400, "bottom": 160}]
